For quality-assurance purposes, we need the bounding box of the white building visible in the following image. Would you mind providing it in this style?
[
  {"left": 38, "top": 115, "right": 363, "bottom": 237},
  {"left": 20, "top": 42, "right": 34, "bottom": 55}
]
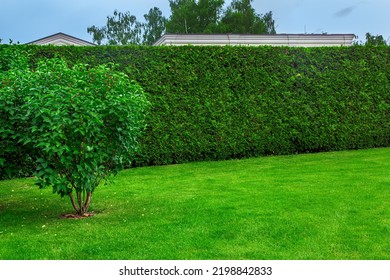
[
  {"left": 27, "top": 32, "right": 95, "bottom": 46},
  {"left": 154, "top": 34, "right": 356, "bottom": 47}
]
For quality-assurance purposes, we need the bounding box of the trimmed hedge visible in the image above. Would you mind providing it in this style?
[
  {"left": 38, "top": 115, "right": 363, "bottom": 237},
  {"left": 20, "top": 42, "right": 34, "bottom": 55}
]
[{"left": 1, "top": 44, "right": 390, "bottom": 174}]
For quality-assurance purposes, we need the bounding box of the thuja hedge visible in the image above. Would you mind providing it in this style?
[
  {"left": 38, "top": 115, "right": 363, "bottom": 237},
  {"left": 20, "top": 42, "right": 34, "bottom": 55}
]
[{"left": 1, "top": 44, "right": 390, "bottom": 172}]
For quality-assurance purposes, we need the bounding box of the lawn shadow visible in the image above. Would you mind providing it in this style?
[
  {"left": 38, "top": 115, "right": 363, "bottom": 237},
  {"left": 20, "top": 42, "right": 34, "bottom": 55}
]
[{"left": 0, "top": 193, "right": 72, "bottom": 226}]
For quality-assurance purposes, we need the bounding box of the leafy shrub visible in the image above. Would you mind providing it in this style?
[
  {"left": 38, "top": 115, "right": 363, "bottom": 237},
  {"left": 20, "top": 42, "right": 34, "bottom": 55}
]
[{"left": 0, "top": 52, "right": 149, "bottom": 214}]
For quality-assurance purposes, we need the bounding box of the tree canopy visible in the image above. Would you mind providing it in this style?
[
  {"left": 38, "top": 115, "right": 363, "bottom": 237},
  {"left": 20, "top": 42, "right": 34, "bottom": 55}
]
[
  {"left": 87, "top": 0, "right": 277, "bottom": 45},
  {"left": 87, "top": 8, "right": 166, "bottom": 45},
  {"left": 143, "top": 7, "right": 168, "bottom": 45},
  {"left": 364, "top": 32, "right": 388, "bottom": 46},
  {"left": 166, "top": 0, "right": 225, "bottom": 34},
  {"left": 216, "top": 0, "right": 276, "bottom": 34},
  {"left": 166, "top": 0, "right": 276, "bottom": 34}
]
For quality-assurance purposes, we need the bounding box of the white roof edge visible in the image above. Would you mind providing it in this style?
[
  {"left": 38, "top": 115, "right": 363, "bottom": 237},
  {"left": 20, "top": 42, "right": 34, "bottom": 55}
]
[
  {"left": 27, "top": 32, "right": 96, "bottom": 46},
  {"left": 154, "top": 34, "right": 356, "bottom": 47}
]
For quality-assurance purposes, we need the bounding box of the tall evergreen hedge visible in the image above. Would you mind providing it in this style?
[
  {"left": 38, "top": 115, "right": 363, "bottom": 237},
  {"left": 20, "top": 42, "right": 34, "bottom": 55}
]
[{"left": 1, "top": 44, "right": 390, "bottom": 174}]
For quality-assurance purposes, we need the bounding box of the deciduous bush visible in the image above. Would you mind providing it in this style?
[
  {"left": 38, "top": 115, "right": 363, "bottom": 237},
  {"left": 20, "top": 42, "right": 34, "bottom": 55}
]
[{"left": 0, "top": 51, "right": 149, "bottom": 214}]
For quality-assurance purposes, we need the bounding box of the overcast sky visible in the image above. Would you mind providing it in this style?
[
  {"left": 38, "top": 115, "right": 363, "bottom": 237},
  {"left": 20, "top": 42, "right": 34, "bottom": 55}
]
[{"left": 0, "top": 0, "right": 389, "bottom": 44}]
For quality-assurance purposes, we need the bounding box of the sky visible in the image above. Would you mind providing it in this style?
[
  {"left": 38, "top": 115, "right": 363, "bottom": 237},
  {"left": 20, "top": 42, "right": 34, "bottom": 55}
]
[{"left": 0, "top": 0, "right": 389, "bottom": 44}]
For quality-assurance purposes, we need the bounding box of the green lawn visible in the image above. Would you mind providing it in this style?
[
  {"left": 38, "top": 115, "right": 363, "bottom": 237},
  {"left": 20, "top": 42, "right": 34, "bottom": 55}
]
[{"left": 0, "top": 148, "right": 389, "bottom": 260}]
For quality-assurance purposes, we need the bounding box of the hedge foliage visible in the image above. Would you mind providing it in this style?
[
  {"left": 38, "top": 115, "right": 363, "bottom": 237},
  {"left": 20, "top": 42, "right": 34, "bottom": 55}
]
[{"left": 1, "top": 44, "right": 390, "bottom": 174}]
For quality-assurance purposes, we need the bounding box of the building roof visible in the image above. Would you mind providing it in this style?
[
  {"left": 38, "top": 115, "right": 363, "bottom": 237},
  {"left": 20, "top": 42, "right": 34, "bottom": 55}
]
[
  {"left": 27, "top": 32, "right": 96, "bottom": 46},
  {"left": 154, "top": 34, "right": 356, "bottom": 47}
]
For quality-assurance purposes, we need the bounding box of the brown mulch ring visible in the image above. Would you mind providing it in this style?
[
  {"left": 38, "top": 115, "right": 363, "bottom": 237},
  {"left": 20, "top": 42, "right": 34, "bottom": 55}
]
[{"left": 60, "top": 212, "right": 95, "bottom": 219}]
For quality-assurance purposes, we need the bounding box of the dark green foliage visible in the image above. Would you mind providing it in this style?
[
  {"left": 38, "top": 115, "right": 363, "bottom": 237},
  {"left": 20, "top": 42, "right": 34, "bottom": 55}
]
[
  {"left": 0, "top": 47, "right": 37, "bottom": 179},
  {"left": 1, "top": 44, "right": 390, "bottom": 171}
]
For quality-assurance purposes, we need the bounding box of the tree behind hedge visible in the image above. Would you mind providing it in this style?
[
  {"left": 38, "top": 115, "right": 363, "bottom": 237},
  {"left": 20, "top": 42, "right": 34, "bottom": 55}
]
[{"left": 0, "top": 53, "right": 149, "bottom": 215}]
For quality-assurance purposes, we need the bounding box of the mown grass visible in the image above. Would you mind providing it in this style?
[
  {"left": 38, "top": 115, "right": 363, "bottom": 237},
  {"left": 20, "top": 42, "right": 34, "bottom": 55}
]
[{"left": 0, "top": 148, "right": 389, "bottom": 260}]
